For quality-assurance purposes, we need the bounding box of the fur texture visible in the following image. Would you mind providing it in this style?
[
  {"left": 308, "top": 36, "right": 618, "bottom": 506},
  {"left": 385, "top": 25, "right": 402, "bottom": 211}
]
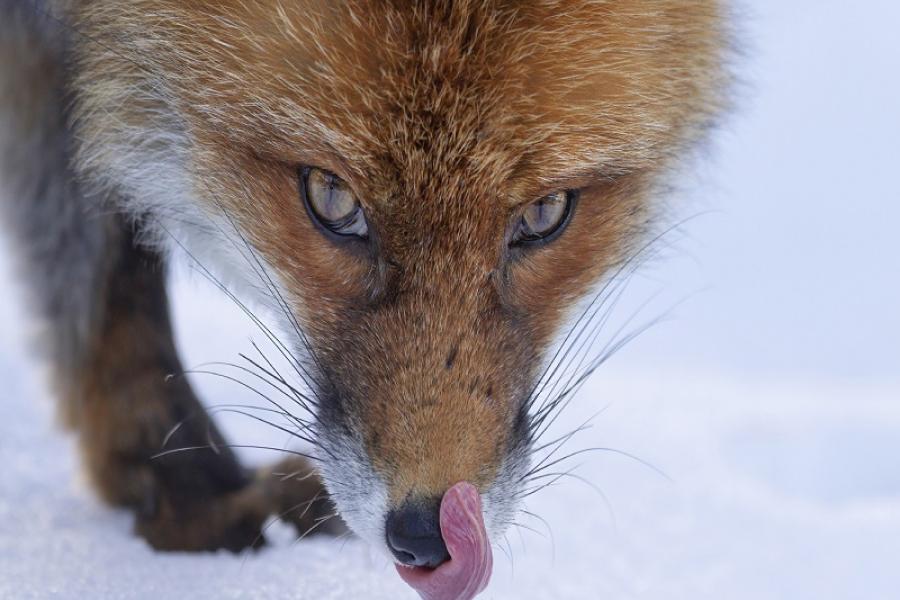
[{"left": 1, "top": 0, "right": 727, "bottom": 555}]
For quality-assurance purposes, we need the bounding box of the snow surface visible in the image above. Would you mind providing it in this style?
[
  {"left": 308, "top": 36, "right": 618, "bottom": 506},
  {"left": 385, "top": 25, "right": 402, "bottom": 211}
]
[
  {"left": 2, "top": 276, "right": 899, "bottom": 600},
  {"left": 2, "top": 0, "right": 899, "bottom": 598}
]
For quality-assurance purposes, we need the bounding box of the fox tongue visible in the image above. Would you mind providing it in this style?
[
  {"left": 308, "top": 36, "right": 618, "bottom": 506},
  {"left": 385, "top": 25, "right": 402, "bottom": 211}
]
[{"left": 395, "top": 481, "right": 493, "bottom": 600}]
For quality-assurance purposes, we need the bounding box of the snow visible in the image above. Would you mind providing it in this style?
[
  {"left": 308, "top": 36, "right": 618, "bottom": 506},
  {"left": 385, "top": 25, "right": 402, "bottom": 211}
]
[
  {"left": 2, "top": 0, "right": 899, "bottom": 598},
  {"left": 2, "top": 264, "right": 898, "bottom": 599}
]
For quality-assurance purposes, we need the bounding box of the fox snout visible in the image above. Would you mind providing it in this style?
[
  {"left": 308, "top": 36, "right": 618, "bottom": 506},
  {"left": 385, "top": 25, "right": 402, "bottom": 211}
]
[{"left": 309, "top": 254, "right": 537, "bottom": 549}]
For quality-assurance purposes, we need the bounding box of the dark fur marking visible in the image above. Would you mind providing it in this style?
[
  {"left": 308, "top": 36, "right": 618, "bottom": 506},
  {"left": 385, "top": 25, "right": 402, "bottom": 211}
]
[{"left": 445, "top": 345, "right": 458, "bottom": 370}]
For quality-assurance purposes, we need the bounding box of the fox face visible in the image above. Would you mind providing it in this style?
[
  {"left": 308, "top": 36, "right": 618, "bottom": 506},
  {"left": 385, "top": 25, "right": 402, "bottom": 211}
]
[{"left": 71, "top": 0, "right": 725, "bottom": 560}]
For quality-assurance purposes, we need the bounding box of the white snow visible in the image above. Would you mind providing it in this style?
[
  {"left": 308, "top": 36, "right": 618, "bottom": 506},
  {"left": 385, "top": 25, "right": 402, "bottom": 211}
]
[
  {"left": 2, "top": 277, "right": 899, "bottom": 599},
  {"left": 2, "top": 0, "right": 899, "bottom": 598}
]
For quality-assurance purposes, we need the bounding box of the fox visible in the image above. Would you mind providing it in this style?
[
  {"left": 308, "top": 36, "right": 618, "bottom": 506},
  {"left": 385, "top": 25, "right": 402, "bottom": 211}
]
[{"left": 0, "top": 0, "right": 726, "bottom": 595}]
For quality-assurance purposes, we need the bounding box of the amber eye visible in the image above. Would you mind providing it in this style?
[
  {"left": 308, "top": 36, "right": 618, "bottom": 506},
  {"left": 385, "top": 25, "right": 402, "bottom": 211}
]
[
  {"left": 511, "top": 190, "right": 576, "bottom": 246},
  {"left": 300, "top": 167, "right": 368, "bottom": 238}
]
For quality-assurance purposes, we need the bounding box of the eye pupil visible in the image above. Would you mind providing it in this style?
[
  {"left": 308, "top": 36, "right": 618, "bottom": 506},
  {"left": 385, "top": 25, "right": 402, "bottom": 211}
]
[{"left": 302, "top": 167, "right": 368, "bottom": 238}]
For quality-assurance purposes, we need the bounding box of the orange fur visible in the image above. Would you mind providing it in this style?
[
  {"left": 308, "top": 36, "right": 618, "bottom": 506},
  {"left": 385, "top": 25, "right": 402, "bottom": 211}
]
[{"left": 67, "top": 0, "right": 727, "bottom": 532}]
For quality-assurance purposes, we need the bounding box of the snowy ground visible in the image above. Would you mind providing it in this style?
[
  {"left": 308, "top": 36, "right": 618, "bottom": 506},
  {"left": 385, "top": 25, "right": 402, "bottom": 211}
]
[
  {"left": 2, "top": 0, "right": 900, "bottom": 598},
  {"left": 1, "top": 271, "right": 899, "bottom": 600}
]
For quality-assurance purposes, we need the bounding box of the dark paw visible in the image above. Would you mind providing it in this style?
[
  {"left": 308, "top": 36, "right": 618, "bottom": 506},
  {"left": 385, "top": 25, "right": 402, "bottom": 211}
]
[
  {"left": 134, "top": 453, "right": 346, "bottom": 551},
  {"left": 134, "top": 401, "right": 275, "bottom": 551},
  {"left": 134, "top": 472, "right": 270, "bottom": 552},
  {"left": 81, "top": 375, "right": 344, "bottom": 551},
  {"left": 132, "top": 440, "right": 270, "bottom": 552}
]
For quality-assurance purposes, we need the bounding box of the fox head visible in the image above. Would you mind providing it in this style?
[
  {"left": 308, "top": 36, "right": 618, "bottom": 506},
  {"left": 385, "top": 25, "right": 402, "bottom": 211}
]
[{"left": 71, "top": 0, "right": 726, "bottom": 563}]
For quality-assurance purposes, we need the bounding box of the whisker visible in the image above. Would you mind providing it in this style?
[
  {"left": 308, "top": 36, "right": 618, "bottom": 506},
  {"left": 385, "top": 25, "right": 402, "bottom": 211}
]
[
  {"left": 176, "top": 369, "right": 317, "bottom": 438},
  {"left": 204, "top": 183, "right": 333, "bottom": 397},
  {"left": 239, "top": 351, "right": 320, "bottom": 410},
  {"left": 530, "top": 297, "right": 670, "bottom": 444},
  {"left": 194, "top": 359, "right": 317, "bottom": 417},
  {"left": 529, "top": 404, "right": 611, "bottom": 455},
  {"left": 494, "top": 536, "right": 512, "bottom": 564},
  {"left": 523, "top": 413, "right": 599, "bottom": 481},
  {"left": 529, "top": 446, "right": 672, "bottom": 483},
  {"left": 530, "top": 271, "right": 647, "bottom": 423},
  {"left": 519, "top": 509, "right": 554, "bottom": 547},
  {"left": 515, "top": 469, "right": 571, "bottom": 500},
  {"left": 293, "top": 512, "right": 339, "bottom": 545},
  {"left": 527, "top": 256, "right": 648, "bottom": 415},
  {"left": 206, "top": 407, "right": 320, "bottom": 449},
  {"left": 151, "top": 444, "right": 320, "bottom": 463},
  {"left": 523, "top": 214, "right": 698, "bottom": 412},
  {"left": 157, "top": 222, "right": 318, "bottom": 403},
  {"left": 509, "top": 519, "right": 545, "bottom": 540}
]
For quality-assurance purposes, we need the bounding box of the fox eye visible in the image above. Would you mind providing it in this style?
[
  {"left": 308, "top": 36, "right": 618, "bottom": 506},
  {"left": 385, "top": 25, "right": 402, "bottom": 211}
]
[
  {"left": 511, "top": 190, "right": 576, "bottom": 246},
  {"left": 301, "top": 167, "right": 368, "bottom": 238}
]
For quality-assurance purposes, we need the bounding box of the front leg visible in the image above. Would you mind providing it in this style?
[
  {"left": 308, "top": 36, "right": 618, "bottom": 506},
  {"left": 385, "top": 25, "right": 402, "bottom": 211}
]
[
  {"left": 0, "top": 11, "right": 332, "bottom": 552},
  {"left": 66, "top": 223, "right": 277, "bottom": 551},
  {"left": 58, "top": 217, "right": 340, "bottom": 551}
]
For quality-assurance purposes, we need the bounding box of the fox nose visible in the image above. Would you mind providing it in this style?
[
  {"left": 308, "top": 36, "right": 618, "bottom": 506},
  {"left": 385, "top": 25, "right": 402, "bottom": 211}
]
[{"left": 385, "top": 496, "right": 450, "bottom": 568}]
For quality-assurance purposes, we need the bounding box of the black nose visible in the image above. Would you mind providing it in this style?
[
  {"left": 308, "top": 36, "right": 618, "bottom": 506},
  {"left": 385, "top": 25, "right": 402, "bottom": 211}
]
[{"left": 385, "top": 496, "right": 450, "bottom": 568}]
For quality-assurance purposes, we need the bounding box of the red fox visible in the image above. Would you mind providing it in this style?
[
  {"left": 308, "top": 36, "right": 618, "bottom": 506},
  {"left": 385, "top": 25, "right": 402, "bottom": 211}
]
[{"left": 0, "top": 0, "right": 726, "bottom": 596}]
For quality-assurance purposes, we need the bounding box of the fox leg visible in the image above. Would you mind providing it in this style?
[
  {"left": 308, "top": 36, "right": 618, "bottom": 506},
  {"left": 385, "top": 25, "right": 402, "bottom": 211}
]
[
  {"left": 73, "top": 223, "right": 274, "bottom": 551},
  {"left": 0, "top": 3, "right": 338, "bottom": 550},
  {"left": 72, "top": 224, "right": 342, "bottom": 550},
  {"left": 5, "top": 177, "right": 337, "bottom": 550}
]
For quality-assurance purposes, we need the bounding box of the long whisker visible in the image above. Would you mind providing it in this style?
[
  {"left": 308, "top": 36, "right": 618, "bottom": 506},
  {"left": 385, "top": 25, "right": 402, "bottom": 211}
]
[
  {"left": 157, "top": 221, "right": 317, "bottom": 404},
  {"left": 193, "top": 360, "right": 317, "bottom": 417},
  {"left": 523, "top": 408, "right": 607, "bottom": 480},
  {"left": 242, "top": 492, "right": 329, "bottom": 564},
  {"left": 203, "top": 175, "right": 335, "bottom": 398},
  {"left": 239, "top": 351, "right": 320, "bottom": 411},
  {"left": 206, "top": 407, "right": 320, "bottom": 449},
  {"left": 292, "top": 512, "right": 340, "bottom": 545},
  {"left": 524, "top": 215, "right": 697, "bottom": 412},
  {"left": 529, "top": 275, "right": 645, "bottom": 426},
  {"left": 177, "top": 369, "right": 313, "bottom": 433},
  {"left": 151, "top": 444, "right": 320, "bottom": 463},
  {"left": 529, "top": 292, "right": 663, "bottom": 442},
  {"left": 532, "top": 250, "right": 650, "bottom": 401}
]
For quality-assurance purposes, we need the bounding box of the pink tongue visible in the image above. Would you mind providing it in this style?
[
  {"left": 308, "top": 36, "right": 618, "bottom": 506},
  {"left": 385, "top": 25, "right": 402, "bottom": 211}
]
[{"left": 395, "top": 482, "right": 493, "bottom": 600}]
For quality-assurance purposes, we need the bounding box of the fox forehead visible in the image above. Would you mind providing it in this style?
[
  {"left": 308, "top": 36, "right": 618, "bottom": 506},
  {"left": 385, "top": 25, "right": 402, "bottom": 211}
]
[{"left": 109, "top": 0, "right": 724, "bottom": 206}]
